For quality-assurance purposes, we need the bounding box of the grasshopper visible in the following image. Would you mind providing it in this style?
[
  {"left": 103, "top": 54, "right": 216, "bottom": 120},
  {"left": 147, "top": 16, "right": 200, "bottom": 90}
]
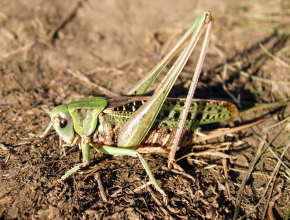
[{"left": 47, "top": 11, "right": 238, "bottom": 204}]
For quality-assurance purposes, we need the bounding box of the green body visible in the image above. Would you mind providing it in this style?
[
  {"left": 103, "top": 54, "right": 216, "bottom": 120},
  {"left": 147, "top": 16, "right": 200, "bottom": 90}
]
[
  {"left": 49, "top": 11, "right": 235, "bottom": 204},
  {"left": 51, "top": 96, "right": 237, "bottom": 150}
]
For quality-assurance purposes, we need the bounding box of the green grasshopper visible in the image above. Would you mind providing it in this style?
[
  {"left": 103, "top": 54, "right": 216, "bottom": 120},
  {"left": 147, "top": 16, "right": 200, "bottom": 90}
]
[{"left": 47, "top": 11, "right": 238, "bottom": 204}]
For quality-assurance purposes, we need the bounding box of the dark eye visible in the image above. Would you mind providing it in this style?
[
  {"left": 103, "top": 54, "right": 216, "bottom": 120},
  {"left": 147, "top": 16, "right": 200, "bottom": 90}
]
[{"left": 60, "top": 118, "right": 68, "bottom": 128}]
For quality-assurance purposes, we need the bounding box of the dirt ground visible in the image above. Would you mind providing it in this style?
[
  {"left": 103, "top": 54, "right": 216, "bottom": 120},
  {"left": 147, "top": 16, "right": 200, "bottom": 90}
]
[{"left": 1, "top": 0, "right": 290, "bottom": 219}]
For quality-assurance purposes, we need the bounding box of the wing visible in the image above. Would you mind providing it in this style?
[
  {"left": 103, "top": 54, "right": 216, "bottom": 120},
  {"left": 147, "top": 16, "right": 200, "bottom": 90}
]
[{"left": 104, "top": 97, "right": 238, "bottom": 129}]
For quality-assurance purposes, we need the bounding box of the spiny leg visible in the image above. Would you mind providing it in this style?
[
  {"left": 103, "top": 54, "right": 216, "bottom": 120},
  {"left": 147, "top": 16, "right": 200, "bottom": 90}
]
[
  {"left": 125, "top": 11, "right": 214, "bottom": 169},
  {"left": 118, "top": 11, "right": 212, "bottom": 148},
  {"left": 119, "top": 11, "right": 213, "bottom": 166},
  {"left": 116, "top": 11, "right": 213, "bottom": 201},
  {"left": 91, "top": 144, "right": 169, "bottom": 204},
  {"left": 125, "top": 11, "right": 211, "bottom": 97},
  {"left": 168, "top": 12, "right": 213, "bottom": 169}
]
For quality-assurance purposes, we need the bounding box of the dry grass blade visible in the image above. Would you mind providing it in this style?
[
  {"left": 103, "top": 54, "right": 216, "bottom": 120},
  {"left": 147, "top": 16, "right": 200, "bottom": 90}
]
[
  {"left": 262, "top": 115, "right": 290, "bottom": 132},
  {"left": 248, "top": 139, "right": 290, "bottom": 220},
  {"left": 147, "top": 186, "right": 173, "bottom": 220},
  {"left": 46, "top": 0, "right": 82, "bottom": 43},
  {"left": 227, "top": 65, "right": 290, "bottom": 86},
  {"left": 1, "top": 41, "right": 35, "bottom": 59},
  {"left": 222, "top": 158, "right": 231, "bottom": 199},
  {"left": 240, "top": 99, "right": 290, "bottom": 114},
  {"left": 234, "top": 119, "right": 290, "bottom": 219},
  {"left": 222, "top": 64, "right": 240, "bottom": 106},
  {"left": 266, "top": 180, "right": 284, "bottom": 220},
  {"left": 177, "top": 149, "right": 235, "bottom": 162},
  {"left": 67, "top": 69, "right": 120, "bottom": 97},
  {"left": 260, "top": 43, "right": 290, "bottom": 68},
  {"left": 194, "top": 117, "right": 268, "bottom": 143}
]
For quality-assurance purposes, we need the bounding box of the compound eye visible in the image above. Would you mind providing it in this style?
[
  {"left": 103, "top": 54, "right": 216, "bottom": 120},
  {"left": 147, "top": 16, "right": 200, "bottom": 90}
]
[
  {"left": 60, "top": 118, "right": 68, "bottom": 128},
  {"left": 51, "top": 104, "right": 74, "bottom": 142}
]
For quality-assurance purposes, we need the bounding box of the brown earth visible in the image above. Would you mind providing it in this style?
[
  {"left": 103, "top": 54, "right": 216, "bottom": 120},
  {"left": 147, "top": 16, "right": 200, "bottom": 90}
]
[{"left": 0, "top": 0, "right": 290, "bottom": 219}]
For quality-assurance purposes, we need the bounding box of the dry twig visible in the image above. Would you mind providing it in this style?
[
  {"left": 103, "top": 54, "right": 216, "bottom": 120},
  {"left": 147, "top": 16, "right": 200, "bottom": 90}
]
[
  {"left": 94, "top": 172, "right": 108, "bottom": 203},
  {"left": 1, "top": 41, "right": 35, "bottom": 59},
  {"left": 46, "top": 0, "right": 82, "bottom": 43},
  {"left": 67, "top": 69, "right": 120, "bottom": 97}
]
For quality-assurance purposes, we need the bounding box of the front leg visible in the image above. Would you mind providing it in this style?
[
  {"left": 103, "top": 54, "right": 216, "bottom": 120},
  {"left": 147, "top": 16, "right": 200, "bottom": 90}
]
[
  {"left": 92, "top": 144, "right": 168, "bottom": 205},
  {"left": 60, "top": 143, "right": 90, "bottom": 181}
]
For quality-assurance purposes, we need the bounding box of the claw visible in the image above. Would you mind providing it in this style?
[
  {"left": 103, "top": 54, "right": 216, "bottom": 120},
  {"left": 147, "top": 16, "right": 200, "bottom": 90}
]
[{"left": 163, "top": 194, "right": 169, "bottom": 206}]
